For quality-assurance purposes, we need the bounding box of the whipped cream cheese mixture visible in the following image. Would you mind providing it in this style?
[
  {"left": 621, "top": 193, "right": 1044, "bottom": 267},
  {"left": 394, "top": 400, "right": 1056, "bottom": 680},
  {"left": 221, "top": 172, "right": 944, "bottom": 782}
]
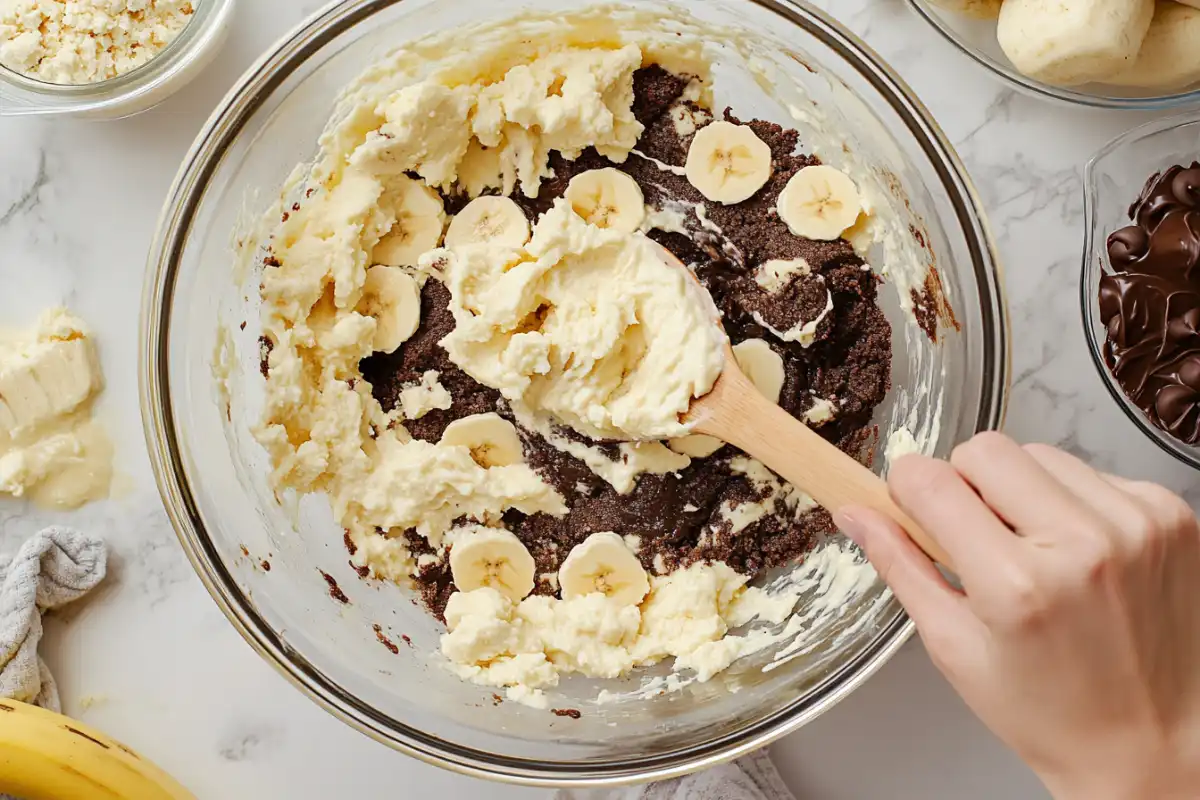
[
  {"left": 250, "top": 6, "right": 911, "bottom": 706},
  {"left": 436, "top": 199, "right": 725, "bottom": 442}
]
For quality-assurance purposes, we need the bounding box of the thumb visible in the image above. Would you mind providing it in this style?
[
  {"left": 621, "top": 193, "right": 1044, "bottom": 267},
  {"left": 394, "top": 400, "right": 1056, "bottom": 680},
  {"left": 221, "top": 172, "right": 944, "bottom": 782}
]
[{"left": 833, "top": 506, "right": 966, "bottom": 629}]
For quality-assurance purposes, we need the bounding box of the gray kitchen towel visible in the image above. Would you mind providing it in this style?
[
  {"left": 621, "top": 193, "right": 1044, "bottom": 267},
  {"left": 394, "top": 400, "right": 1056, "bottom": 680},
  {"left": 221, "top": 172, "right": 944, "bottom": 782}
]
[
  {"left": 554, "top": 750, "right": 796, "bottom": 799},
  {"left": 0, "top": 526, "right": 107, "bottom": 712}
]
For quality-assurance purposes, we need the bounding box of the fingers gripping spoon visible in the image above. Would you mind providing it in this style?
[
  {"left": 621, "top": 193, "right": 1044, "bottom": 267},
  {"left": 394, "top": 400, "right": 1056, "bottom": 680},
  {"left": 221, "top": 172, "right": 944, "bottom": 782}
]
[{"left": 660, "top": 245, "right": 955, "bottom": 569}]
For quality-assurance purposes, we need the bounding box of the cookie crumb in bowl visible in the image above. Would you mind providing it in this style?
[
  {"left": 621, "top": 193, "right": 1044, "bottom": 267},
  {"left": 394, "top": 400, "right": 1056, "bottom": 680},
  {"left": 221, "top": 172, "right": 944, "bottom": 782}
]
[
  {"left": 373, "top": 624, "right": 400, "bottom": 654},
  {"left": 144, "top": 0, "right": 1006, "bottom": 784},
  {"left": 319, "top": 571, "right": 350, "bottom": 605}
]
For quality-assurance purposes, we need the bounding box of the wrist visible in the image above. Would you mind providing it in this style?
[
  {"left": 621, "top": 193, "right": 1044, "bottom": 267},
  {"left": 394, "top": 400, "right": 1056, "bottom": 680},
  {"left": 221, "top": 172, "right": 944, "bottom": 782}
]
[
  {"left": 1050, "top": 777, "right": 1199, "bottom": 800},
  {"left": 1042, "top": 750, "right": 1200, "bottom": 800}
]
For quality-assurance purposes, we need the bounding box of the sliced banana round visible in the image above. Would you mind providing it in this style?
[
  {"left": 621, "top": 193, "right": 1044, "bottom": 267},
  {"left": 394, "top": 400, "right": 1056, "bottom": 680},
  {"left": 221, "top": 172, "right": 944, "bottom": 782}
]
[
  {"left": 565, "top": 168, "right": 646, "bottom": 232},
  {"left": 440, "top": 412, "right": 525, "bottom": 468},
  {"left": 445, "top": 196, "right": 531, "bottom": 249},
  {"left": 374, "top": 176, "right": 446, "bottom": 267},
  {"left": 667, "top": 433, "right": 724, "bottom": 459},
  {"left": 358, "top": 266, "right": 422, "bottom": 354},
  {"left": 733, "top": 338, "right": 785, "bottom": 405},
  {"left": 685, "top": 120, "right": 773, "bottom": 205},
  {"left": 669, "top": 339, "right": 786, "bottom": 458},
  {"left": 558, "top": 531, "right": 650, "bottom": 606},
  {"left": 777, "top": 165, "right": 862, "bottom": 241},
  {"left": 449, "top": 527, "right": 537, "bottom": 602}
]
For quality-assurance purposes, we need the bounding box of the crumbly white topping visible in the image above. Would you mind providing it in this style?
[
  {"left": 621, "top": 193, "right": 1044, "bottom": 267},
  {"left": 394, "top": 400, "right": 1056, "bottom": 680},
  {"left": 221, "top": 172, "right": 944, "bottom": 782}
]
[{"left": 0, "top": 0, "right": 194, "bottom": 85}]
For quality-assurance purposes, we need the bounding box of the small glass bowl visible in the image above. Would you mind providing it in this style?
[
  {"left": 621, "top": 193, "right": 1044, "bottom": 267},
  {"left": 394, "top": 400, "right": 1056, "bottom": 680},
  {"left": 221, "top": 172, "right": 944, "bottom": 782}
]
[
  {"left": 905, "top": 0, "right": 1200, "bottom": 110},
  {"left": 0, "top": 0, "right": 235, "bottom": 119},
  {"left": 1082, "top": 111, "right": 1200, "bottom": 467}
]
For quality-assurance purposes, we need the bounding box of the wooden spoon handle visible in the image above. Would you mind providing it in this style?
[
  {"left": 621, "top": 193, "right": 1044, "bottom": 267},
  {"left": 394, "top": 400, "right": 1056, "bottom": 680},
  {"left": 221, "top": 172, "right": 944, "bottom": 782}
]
[{"left": 694, "top": 372, "right": 954, "bottom": 570}]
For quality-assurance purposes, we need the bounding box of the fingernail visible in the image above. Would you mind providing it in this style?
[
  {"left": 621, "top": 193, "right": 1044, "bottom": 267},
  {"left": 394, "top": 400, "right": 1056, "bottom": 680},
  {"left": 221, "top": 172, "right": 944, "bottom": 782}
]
[{"left": 833, "top": 509, "right": 866, "bottom": 547}]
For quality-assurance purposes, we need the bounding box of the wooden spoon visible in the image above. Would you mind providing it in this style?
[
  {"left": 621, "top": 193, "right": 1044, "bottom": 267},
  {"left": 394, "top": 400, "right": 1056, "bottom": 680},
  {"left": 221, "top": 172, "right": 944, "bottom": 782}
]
[{"left": 664, "top": 246, "right": 953, "bottom": 569}]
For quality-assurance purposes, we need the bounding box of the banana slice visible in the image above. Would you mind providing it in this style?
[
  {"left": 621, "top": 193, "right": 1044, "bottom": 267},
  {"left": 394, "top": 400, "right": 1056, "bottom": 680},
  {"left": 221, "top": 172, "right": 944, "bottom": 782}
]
[
  {"left": 374, "top": 176, "right": 446, "bottom": 267},
  {"left": 565, "top": 168, "right": 647, "bottom": 232},
  {"left": 449, "top": 527, "right": 537, "bottom": 601},
  {"left": 358, "top": 266, "right": 422, "bottom": 353},
  {"left": 685, "top": 121, "right": 773, "bottom": 205},
  {"left": 777, "top": 165, "right": 863, "bottom": 241},
  {"left": 733, "top": 338, "right": 785, "bottom": 405},
  {"left": 444, "top": 196, "right": 531, "bottom": 248},
  {"left": 669, "top": 339, "right": 786, "bottom": 458},
  {"left": 440, "top": 412, "right": 525, "bottom": 468},
  {"left": 558, "top": 532, "right": 650, "bottom": 606},
  {"left": 667, "top": 433, "right": 725, "bottom": 459}
]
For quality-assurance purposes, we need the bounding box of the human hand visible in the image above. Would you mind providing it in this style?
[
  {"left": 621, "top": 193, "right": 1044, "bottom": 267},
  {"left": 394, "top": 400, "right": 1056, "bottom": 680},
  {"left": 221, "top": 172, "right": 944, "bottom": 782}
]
[{"left": 835, "top": 433, "right": 1200, "bottom": 800}]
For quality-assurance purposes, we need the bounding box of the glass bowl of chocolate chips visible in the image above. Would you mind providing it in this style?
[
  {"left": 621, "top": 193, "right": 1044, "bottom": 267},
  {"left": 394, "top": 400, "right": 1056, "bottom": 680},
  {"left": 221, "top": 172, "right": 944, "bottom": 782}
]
[{"left": 1084, "top": 113, "right": 1200, "bottom": 464}]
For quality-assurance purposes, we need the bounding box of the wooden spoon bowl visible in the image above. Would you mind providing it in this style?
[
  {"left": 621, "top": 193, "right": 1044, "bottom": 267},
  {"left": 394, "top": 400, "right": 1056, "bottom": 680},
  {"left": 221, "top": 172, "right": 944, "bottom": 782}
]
[{"left": 659, "top": 244, "right": 953, "bottom": 568}]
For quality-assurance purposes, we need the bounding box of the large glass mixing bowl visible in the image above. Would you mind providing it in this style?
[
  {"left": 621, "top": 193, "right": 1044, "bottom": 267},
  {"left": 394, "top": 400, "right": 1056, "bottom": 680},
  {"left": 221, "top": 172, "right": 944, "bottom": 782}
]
[{"left": 140, "top": 0, "right": 1009, "bottom": 786}]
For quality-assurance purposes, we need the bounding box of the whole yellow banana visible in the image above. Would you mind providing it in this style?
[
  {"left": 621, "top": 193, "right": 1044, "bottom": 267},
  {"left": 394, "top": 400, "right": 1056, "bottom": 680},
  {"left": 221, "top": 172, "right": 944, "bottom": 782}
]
[{"left": 0, "top": 698, "right": 193, "bottom": 800}]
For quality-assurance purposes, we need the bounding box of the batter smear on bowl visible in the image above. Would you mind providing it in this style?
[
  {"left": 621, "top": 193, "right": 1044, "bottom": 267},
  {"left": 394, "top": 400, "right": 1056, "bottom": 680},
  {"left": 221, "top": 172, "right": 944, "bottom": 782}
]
[{"left": 253, "top": 12, "right": 891, "bottom": 706}]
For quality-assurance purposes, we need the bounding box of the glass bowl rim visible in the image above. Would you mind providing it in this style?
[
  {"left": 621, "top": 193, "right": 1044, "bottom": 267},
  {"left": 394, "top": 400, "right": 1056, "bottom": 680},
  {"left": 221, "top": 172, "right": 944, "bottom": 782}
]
[
  {"left": 139, "top": 0, "right": 1011, "bottom": 786},
  {"left": 904, "top": 0, "right": 1200, "bottom": 112},
  {"left": 1080, "top": 111, "right": 1200, "bottom": 470}
]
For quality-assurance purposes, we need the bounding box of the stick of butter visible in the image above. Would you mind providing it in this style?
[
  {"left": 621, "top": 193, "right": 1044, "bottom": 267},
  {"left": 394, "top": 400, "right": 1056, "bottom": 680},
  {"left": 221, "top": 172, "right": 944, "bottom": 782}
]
[
  {"left": 0, "top": 329, "right": 101, "bottom": 438},
  {"left": 0, "top": 309, "right": 110, "bottom": 509}
]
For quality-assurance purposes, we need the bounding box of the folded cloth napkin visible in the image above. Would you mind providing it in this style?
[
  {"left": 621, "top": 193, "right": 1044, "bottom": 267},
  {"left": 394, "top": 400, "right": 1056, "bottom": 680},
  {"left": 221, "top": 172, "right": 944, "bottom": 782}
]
[
  {"left": 555, "top": 750, "right": 796, "bottom": 800},
  {"left": 0, "top": 527, "right": 107, "bottom": 712}
]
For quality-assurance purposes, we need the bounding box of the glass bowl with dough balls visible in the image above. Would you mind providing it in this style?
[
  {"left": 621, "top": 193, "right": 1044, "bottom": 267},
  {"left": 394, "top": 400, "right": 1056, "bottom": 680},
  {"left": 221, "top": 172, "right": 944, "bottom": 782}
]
[
  {"left": 907, "top": 0, "right": 1200, "bottom": 109},
  {"left": 142, "top": 0, "right": 1008, "bottom": 786}
]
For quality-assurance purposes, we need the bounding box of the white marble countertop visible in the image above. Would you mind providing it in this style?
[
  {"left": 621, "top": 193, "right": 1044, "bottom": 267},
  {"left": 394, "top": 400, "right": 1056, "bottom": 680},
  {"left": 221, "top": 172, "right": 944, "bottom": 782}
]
[{"left": 0, "top": 1, "right": 1192, "bottom": 797}]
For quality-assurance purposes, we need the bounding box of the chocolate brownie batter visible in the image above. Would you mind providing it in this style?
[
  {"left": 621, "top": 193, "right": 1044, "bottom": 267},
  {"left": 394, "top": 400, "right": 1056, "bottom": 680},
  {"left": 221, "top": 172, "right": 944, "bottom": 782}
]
[
  {"left": 359, "top": 67, "right": 893, "bottom": 618},
  {"left": 361, "top": 280, "right": 501, "bottom": 444},
  {"left": 1101, "top": 163, "right": 1200, "bottom": 444}
]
